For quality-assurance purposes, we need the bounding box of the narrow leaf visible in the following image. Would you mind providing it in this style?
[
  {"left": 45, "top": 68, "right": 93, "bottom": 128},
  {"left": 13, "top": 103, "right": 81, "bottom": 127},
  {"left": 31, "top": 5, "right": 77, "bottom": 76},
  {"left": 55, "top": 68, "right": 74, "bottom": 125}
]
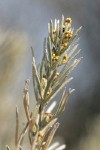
[
  {"left": 45, "top": 77, "right": 73, "bottom": 103},
  {"left": 54, "top": 88, "right": 66, "bottom": 117},
  {"left": 32, "top": 48, "right": 42, "bottom": 99},
  {"left": 68, "top": 44, "right": 79, "bottom": 57},
  {"left": 23, "top": 80, "right": 30, "bottom": 123},
  {"left": 50, "top": 20, "right": 53, "bottom": 40},
  {"left": 43, "top": 123, "right": 59, "bottom": 150},
  {"left": 44, "top": 69, "right": 57, "bottom": 99},
  {"left": 38, "top": 118, "right": 57, "bottom": 149},
  {"left": 47, "top": 36, "right": 52, "bottom": 66},
  {"left": 18, "top": 122, "right": 29, "bottom": 146}
]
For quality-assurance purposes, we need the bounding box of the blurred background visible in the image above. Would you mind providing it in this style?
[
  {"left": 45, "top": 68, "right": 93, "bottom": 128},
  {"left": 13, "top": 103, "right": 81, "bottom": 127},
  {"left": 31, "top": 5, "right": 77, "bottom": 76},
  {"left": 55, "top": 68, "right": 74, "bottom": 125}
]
[{"left": 0, "top": 0, "right": 100, "bottom": 149}]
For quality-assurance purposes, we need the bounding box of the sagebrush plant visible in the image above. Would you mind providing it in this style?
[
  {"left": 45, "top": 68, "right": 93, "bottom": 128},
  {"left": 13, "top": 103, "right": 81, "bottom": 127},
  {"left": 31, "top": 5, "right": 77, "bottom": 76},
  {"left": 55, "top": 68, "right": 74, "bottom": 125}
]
[{"left": 6, "top": 15, "right": 82, "bottom": 150}]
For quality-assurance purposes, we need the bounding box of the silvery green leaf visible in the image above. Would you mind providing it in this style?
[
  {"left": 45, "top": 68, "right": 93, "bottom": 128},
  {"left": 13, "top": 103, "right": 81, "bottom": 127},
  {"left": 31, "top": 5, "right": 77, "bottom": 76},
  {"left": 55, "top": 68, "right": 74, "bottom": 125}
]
[
  {"left": 69, "top": 88, "right": 76, "bottom": 94},
  {"left": 54, "top": 58, "right": 80, "bottom": 85},
  {"left": 52, "top": 60, "right": 70, "bottom": 87},
  {"left": 40, "top": 38, "right": 48, "bottom": 81},
  {"left": 43, "top": 39, "right": 51, "bottom": 77},
  {"left": 75, "top": 26, "right": 82, "bottom": 36},
  {"left": 40, "top": 54, "right": 45, "bottom": 82},
  {"left": 54, "top": 88, "right": 75, "bottom": 117},
  {"left": 44, "top": 69, "right": 57, "bottom": 99},
  {"left": 47, "top": 36, "right": 52, "bottom": 66},
  {"left": 54, "top": 144, "right": 66, "bottom": 150},
  {"left": 32, "top": 48, "right": 42, "bottom": 99},
  {"left": 32, "top": 104, "right": 40, "bottom": 125},
  {"left": 43, "top": 123, "right": 59, "bottom": 150},
  {"left": 54, "top": 20, "right": 60, "bottom": 48},
  {"left": 57, "top": 57, "right": 81, "bottom": 84},
  {"left": 50, "top": 19, "right": 53, "bottom": 40},
  {"left": 61, "top": 15, "right": 64, "bottom": 30},
  {"left": 31, "top": 48, "right": 39, "bottom": 101},
  {"left": 32, "top": 63, "right": 38, "bottom": 101},
  {"left": 69, "top": 49, "right": 81, "bottom": 62},
  {"left": 45, "top": 77, "right": 73, "bottom": 103},
  {"left": 55, "top": 91, "right": 70, "bottom": 115},
  {"left": 68, "top": 44, "right": 79, "bottom": 57},
  {"left": 64, "top": 58, "right": 82, "bottom": 76},
  {"left": 34, "top": 85, "right": 39, "bottom": 102},
  {"left": 52, "top": 70, "right": 73, "bottom": 90},
  {"left": 48, "top": 23, "right": 50, "bottom": 34},
  {"left": 40, "top": 118, "right": 57, "bottom": 133},
  {"left": 38, "top": 118, "right": 57, "bottom": 150},
  {"left": 54, "top": 19, "right": 57, "bottom": 30},
  {"left": 54, "top": 87, "right": 66, "bottom": 117},
  {"left": 71, "top": 27, "right": 74, "bottom": 33},
  {"left": 58, "top": 15, "right": 64, "bottom": 52},
  {"left": 50, "top": 60, "right": 57, "bottom": 70},
  {"left": 55, "top": 60, "right": 69, "bottom": 82},
  {"left": 44, "top": 38, "right": 48, "bottom": 61},
  {"left": 66, "top": 38, "right": 80, "bottom": 55},
  {"left": 69, "top": 26, "right": 82, "bottom": 43},
  {"left": 48, "top": 142, "right": 60, "bottom": 150}
]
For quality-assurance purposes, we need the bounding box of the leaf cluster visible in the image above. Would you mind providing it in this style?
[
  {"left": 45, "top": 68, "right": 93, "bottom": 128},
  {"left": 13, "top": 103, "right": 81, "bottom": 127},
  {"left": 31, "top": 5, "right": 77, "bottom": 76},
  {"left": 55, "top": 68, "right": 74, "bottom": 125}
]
[{"left": 7, "top": 15, "right": 82, "bottom": 150}]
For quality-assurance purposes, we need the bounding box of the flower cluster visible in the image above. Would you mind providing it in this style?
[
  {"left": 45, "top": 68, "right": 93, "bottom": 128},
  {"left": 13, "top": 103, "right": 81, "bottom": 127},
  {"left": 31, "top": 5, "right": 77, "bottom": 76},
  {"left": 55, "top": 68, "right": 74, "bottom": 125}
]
[{"left": 50, "top": 17, "right": 73, "bottom": 65}]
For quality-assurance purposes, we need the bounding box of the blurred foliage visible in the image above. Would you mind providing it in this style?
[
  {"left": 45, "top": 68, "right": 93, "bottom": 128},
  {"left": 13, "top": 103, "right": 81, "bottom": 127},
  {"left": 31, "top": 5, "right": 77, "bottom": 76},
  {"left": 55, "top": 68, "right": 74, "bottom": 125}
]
[{"left": 0, "top": 29, "right": 29, "bottom": 149}]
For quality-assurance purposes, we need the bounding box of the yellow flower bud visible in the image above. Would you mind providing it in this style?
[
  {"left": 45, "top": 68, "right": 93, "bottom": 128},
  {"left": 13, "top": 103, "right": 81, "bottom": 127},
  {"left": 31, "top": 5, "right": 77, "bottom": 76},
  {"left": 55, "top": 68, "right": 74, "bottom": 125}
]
[
  {"left": 52, "top": 29, "right": 56, "bottom": 34},
  {"left": 47, "top": 91, "right": 50, "bottom": 96},
  {"left": 56, "top": 72, "right": 59, "bottom": 76},
  {"left": 32, "top": 125, "right": 37, "bottom": 133},
  {"left": 62, "top": 54, "right": 68, "bottom": 62},
  {"left": 52, "top": 53, "right": 56, "bottom": 57},
  {"left": 52, "top": 54, "right": 59, "bottom": 62},
  {"left": 65, "top": 31, "right": 73, "bottom": 39},
  {"left": 62, "top": 25, "right": 65, "bottom": 32},
  {"left": 55, "top": 55, "right": 59, "bottom": 61},
  {"left": 54, "top": 72, "right": 60, "bottom": 80},
  {"left": 64, "top": 42, "right": 68, "bottom": 47},
  {"left": 65, "top": 18, "right": 72, "bottom": 24},
  {"left": 61, "top": 42, "right": 68, "bottom": 51}
]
